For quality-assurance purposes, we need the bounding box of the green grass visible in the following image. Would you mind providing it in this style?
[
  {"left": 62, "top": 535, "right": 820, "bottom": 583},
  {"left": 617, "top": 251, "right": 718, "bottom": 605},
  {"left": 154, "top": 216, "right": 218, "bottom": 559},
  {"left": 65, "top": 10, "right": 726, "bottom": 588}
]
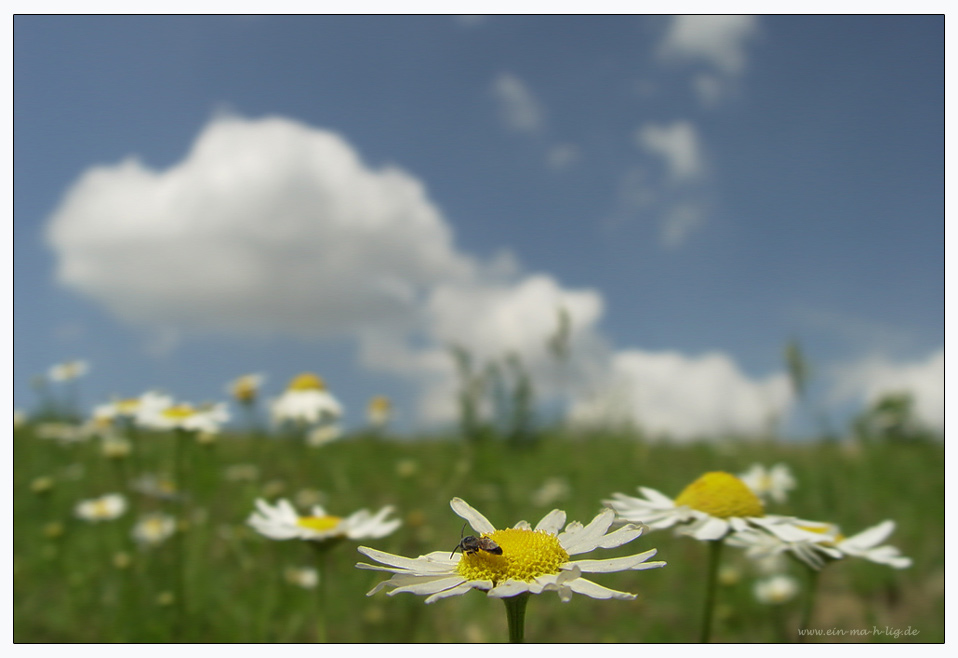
[{"left": 13, "top": 424, "right": 944, "bottom": 643}]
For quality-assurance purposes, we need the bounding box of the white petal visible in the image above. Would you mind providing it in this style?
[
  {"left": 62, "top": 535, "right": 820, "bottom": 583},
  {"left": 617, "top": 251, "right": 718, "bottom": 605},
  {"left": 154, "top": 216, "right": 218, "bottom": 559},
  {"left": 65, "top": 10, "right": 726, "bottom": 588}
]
[
  {"left": 593, "top": 524, "right": 644, "bottom": 549},
  {"left": 357, "top": 546, "right": 455, "bottom": 573},
  {"left": 841, "top": 520, "right": 895, "bottom": 551},
  {"left": 487, "top": 579, "right": 532, "bottom": 598},
  {"left": 425, "top": 580, "right": 488, "bottom": 604},
  {"left": 387, "top": 575, "right": 468, "bottom": 597},
  {"left": 570, "top": 549, "right": 663, "bottom": 573},
  {"left": 685, "top": 516, "right": 729, "bottom": 541},
  {"left": 559, "top": 508, "right": 616, "bottom": 555},
  {"left": 535, "top": 509, "right": 567, "bottom": 534},
  {"left": 450, "top": 498, "right": 496, "bottom": 534},
  {"left": 514, "top": 520, "right": 532, "bottom": 531},
  {"left": 638, "top": 487, "right": 676, "bottom": 505},
  {"left": 568, "top": 577, "right": 636, "bottom": 600}
]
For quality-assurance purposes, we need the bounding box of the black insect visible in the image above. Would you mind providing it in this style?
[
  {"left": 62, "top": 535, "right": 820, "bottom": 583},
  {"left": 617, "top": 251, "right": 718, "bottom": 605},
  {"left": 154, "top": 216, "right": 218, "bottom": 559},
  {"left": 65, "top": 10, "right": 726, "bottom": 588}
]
[{"left": 450, "top": 523, "right": 503, "bottom": 558}]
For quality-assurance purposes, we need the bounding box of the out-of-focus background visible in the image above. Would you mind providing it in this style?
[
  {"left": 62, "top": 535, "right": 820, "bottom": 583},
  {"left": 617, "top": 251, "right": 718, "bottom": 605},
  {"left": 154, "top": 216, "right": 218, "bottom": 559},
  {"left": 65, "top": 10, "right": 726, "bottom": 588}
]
[{"left": 14, "top": 15, "right": 942, "bottom": 440}]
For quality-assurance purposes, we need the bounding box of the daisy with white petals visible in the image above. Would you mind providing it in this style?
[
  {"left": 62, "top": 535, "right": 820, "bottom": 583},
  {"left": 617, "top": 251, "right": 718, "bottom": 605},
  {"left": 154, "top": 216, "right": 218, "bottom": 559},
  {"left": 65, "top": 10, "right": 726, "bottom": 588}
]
[
  {"left": 270, "top": 373, "right": 343, "bottom": 427},
  {"left": 738, "top": 463, "right": 797, "bottom": 504},
  {"left": 248, "top": 498, "right": 401, "bottom": 544},
  {"left": 606, "top": 471, "right": 771, "bottom": 541},
  {"left": 250, "top": 497, "right": 399, "bottom": 643},
  {"left": 357, "top": 497, "right": 665, "bottom": 643},
  {"left": 136, "top": 397, "right": 229, "bottom": 434},
  {"left": 75, "top": 493, "right": 127, "bottom": 522},
  {"left": 728, "top": 518, "right": 912, "bottom": 571}
]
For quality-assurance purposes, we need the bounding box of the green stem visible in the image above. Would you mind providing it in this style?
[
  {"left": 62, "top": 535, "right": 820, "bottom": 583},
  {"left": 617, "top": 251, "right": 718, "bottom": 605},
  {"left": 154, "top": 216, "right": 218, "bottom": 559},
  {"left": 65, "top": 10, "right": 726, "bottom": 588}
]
[
  {"left": 312, "top": 544, "right": 331, "bottom": 642},
  {"left": 173, "top": 429, "right": 190, "bottom": 638},
  {"left": 798, "top": 565, "right": 820, "bottom": 642},
  {"left": 503, "top": 592, "right": 531, "bottom": 643},
  {"left": 700, "top": 538, "right": 724, "bottom": 643}
]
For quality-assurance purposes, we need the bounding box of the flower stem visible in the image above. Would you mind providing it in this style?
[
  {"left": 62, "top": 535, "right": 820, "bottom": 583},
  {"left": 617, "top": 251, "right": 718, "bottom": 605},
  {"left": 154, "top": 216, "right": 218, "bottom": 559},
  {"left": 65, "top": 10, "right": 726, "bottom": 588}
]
[
  {"left": 699, "top": 538, "right": 724, "bottom": 643},
  {"left": 798, "top": 565, "right": 820, "bottom": 642},
  {"left": 503, "top": 592, "right": 531, "bottom": 643},
  {"left": 312, "top": 545, "right": 330, "bottom": 642}
]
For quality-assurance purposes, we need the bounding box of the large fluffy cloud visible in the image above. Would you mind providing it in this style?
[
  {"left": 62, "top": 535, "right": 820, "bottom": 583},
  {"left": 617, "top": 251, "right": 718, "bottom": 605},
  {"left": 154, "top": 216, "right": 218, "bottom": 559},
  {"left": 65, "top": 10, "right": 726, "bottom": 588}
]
[
  {"left": 46, "top": 114, "right": 790, "bottom": 438},
  {"left": 568, "top": 349, "right": 792, "bottom": 441},
  {"left": 46, "top": 115, "right": 473, "bottom": 337},
  {"left": 830, "top": 349, "right": 944, "bottom": 431}
]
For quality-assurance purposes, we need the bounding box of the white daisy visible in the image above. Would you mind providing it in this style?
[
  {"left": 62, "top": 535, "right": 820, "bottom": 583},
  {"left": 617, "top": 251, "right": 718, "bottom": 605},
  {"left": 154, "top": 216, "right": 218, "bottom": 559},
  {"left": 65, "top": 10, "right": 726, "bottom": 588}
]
[
  {"left": 132, "top": 513, "right": 177, "bottom": 546},
  {"left": 728, "top": 518, "right": 911, "bottom": 570},
  {"left": 227, "top": 373, "right": 265, "bottom": 405},
  {"left": 248, "top": 498, "right": 401, "bottom": 543},
  {"left": 75, "top": 493, "right": 127, "bottom": 522},
  {"left": 136, "top": 397, "right": 229, "bottom": 434},
  {"left": 357, "top": 497, "right": 665, "bottom": 604},
  {"left": 367, "top": 395, "right": 392, "bottom": 427},
  {"left": 605, "top": 471, "right": 771, "bottom": 541},
  {"left": 48, "top": 360, "right": 89, "bottom": 382},
  {"left": 306, "top": 423, "right": 343, "bottom": 447},
  {"left": 753, "top": 574, "right": 800, "bottom": 605},
  {"left": 284, "top": 566, "right": 320, "bottom": 589},
  {"left": 270, "top": 373, "right": 343, "bottom": 426},
  {"left": 738, "top": 463, "right": 797, "bottom": 504}
]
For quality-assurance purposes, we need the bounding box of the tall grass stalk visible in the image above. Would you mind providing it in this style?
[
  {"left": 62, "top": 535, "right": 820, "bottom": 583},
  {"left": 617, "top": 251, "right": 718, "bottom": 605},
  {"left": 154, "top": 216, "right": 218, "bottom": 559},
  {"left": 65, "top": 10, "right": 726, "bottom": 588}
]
[{"left": 699, "top": 538, "right": 724, "bottom": 643}]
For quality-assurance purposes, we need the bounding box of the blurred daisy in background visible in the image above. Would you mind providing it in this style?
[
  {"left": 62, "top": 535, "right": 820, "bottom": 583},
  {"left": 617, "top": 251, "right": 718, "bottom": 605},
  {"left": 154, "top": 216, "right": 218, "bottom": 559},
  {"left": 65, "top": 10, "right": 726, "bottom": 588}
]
[
  {"left": 366, "top": 395, "right": 392, "bottom": 428},
  {"left": 737, "top": 463, "right": 796, "bottom": 504},
  {"left": 306, "top": 423, "right": 342, "bottom": 447},
  {"left": 132, "top": 513, "right": 177, "bottom": 547},
  {"left": 270, "top": 373, "right": 343, "bottom": 427},
  {"left": 48, "top": 360, "right": 89, "bottom": 382},
  {"left": 248, "top": 498, "right": 400, "bottom": 545},
  {"left": 228, "top": 373, "right": 265, "bottom": 407},
  {"left": 75, "top": 493, "right": 127, "bottom": 522},
  {"left": 136, "top": 397, "right": 229, "bottom": 434},
  {"left": 753, "top": 574, "right": 799, "bottom": 605},
  {"left": 729, "top": 518, "right": 912, "bottom": 570},
  {"left": 284, "top": 566, "right": 319, "bottom": 589}
]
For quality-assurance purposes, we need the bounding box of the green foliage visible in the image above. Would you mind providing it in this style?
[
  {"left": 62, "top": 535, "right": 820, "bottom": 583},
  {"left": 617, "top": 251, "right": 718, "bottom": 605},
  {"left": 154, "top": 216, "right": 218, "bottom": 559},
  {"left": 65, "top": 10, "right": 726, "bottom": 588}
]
[{"left": 13, "top": 424, "right": 944, "bottom": 643}]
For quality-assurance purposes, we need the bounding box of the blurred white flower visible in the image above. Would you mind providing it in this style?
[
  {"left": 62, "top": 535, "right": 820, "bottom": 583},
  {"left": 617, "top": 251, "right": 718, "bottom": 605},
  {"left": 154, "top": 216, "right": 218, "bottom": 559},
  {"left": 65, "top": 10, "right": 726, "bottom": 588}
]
[
  {"left": 35, "top": 422, "right": 89, "bottom": 443},
  {"left": 101, "top": 436, "right": 132, "bottom": 459},
  {"left": 753, "top": 574, "right": 799, "bottom": 605},
  {"left": 13, "top": 409, "right": 27, "bottom": 429},
  {"left": 228, "top": 373, "right": 265, "bottom": 405},
  {"left": 306, "top": 423, "right": 342, "bottom": 447},
  {"left": 75, "top": 493, "right": 127, "bottom": 522},
  {"left": 367, "top": 395, "right": 392, "bottom": 427},
  {"left": 136, "top": 397, "right": 229, "bottom": 434},
  {"left": 728, "top": 518, "right": 912, "bottom": 570},
  {"left": 284, "top": 566, "right": 319, "bottom": 589},
  {"left": 531, "top": 477, "right": 571, "bottom": 507},
  {"left": 48, "top": 360, "right": 89, "bottom": 382},
  {"left": 132, "top": 513, "right": 177, "bottom": 546},
  {"left": 738, "top": 463, "right": 796, "bottom": 504},
  {"left": 248, "top": 498, "right": 400, "bottom": 543},
  {"left": 271, "top": 373, "right": 343, "bottom": 426}
]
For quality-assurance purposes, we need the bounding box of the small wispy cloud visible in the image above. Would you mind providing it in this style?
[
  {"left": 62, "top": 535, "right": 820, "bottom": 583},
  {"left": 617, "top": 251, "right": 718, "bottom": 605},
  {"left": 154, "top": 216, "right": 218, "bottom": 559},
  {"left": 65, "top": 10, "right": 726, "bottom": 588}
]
[
  {"left": 491, "top": 72, "right": 545, "bottom": 135},
  {"left": 635, "top": 120, "right": 706, "bottom": 183},
  {"left": 656, "top": 15, "right": 760, "bottom": 107}
]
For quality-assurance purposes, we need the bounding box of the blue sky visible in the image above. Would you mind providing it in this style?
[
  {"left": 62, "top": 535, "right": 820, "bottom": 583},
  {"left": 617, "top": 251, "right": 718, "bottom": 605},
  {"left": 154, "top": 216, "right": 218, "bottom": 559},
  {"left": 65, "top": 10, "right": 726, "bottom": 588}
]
[{"left": 13, "top": 15, "right": 944, "bottom": 439}]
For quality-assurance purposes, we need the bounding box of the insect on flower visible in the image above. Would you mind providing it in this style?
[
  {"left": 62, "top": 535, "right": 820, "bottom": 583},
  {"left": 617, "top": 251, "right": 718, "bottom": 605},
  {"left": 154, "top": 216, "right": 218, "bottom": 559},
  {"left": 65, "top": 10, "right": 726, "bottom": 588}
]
[{"left": 451, "top": 522, "right": 503, "bottom": 558}]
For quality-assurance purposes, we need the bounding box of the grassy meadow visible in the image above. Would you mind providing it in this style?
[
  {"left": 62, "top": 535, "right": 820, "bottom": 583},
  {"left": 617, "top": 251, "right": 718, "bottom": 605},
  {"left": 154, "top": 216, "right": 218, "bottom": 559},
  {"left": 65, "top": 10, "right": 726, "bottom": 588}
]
[{"left": 13, "top": 417, "right": 944, "bottom": 644}]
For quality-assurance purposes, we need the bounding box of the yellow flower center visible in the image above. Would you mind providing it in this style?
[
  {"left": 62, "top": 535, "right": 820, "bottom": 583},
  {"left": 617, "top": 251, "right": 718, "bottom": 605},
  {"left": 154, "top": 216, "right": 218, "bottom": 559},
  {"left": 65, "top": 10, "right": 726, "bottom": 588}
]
[
  {"left": 162, "top": 405, "right": 197, "bottom": 420},
  {"left": 456, "top": 528, "right": 570, "bottom": 584},
  {"left": 674, "top": 472, "right": 764, "bottom": 518},
  {"left": 296, "top": 515, "right": 342, "bottom": 533},
  {"left": 288, "top": 373, "right": 327, "bottom": 392}
]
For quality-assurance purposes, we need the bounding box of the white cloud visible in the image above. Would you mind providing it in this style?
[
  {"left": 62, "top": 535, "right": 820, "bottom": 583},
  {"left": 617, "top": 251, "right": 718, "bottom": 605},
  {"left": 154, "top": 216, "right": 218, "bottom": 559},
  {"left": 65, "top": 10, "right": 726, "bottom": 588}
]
[
  {"left": 45, "top": 113, "right": 793, "bottom": 439},
  {"left": 569, "top": 349, "right": 793, "bottom": 441},
  {"left": 491, "top": 72, "right": 545, "bottom": 134},
  {"left": 46, "top": 114, "right": 474, "bottom": 338},
  {"left": 635, "top": 120, "right": 705, "bottom": 183},
  {"left": 658, "top": 15, "right": 759, "bottom": 76},
  {"left": 545, "top": 144, "right": 579, "bottom": 171},
  {"left": 657, "top": 16, "right": 759, "bottom": 107},
  {"left": 830, "top": 348, "right": 944, "bottom": 431}
]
